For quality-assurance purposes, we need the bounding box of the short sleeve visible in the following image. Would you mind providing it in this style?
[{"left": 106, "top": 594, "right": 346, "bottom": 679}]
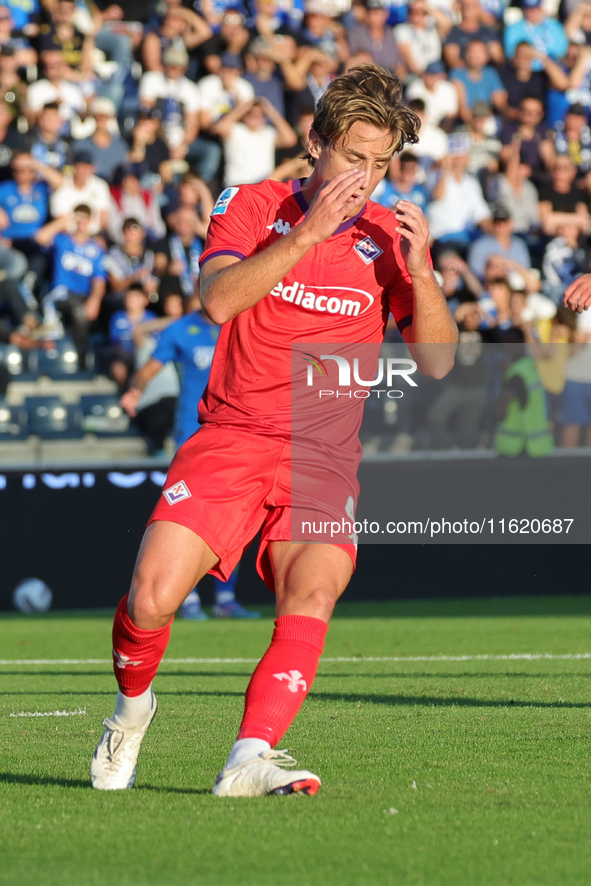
[
  {"left": 200, "top": 184, "right": 268, "bottom": 267},
  {"left": 152, "top": 322, "right": 180, "bottom": 366}
]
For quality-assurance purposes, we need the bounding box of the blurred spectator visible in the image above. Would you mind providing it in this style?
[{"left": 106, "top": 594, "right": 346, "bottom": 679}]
[
  {"left": 74, "top": 96, "right": 128, "bottom": 181},
  {"left": 0, "top": 45, "right": 27, "bottom": 117},
  {"left": 405, "top": 60, "right": 459, "bottom": 130},
  {"left": 0, "top": 99, "right": 27, "bottom": 181},
  {"left": 560, "top": 334, "right": 591, "bottom": 447},
  {"left": 213, "top": 95, "right": 297, "bottom": 186},
  {"left": 479, "top": 276, "right": 526, "bottom": 342},
  {"left": 537, "top": 155, "right": 590, "bottom": 237},
  {"left": 549, "top": 103, "right": 591, "bottom": 181},
  {"left": 270, "top": 105, "right": 315, "bottom": 181},
  {"left": 296, "top": 43, "right": 340, "bottom": 105},
  {"left": 345, "top": 0, "right": 405, "bottom": 78},
  {"left": 104, "top": 283, "right": 157, "bottom": 391},
  {"left": 395, "top": 0, "right": 449, "bottom": 77},
  {"left": 451, "top": 39, "right": 507, "bottom": 124},
  {"left": 242, "top": 36, "right": 306, "bottom": 117},
  {"left": 504, "top": 0, "right": 568, "bottom": 69},
  {"left": 371, "top": 151, "right": 430, "bottom": 211},
  {"left": 498, "top": 42, "right": 568, "bottom": 122},
  {"left": 542, "top": 222, "right": 591, "bottom": 304},
  {"left": 467, "top": 205, "right": 532, "bottom": 282},
  {"left": 565, "top": 45, "right": 591, "bottom": 118},
  {"left": 407, "top": 97, "right": 449, "bottom": 167},
  {"left": 428, "top": 133, "right": 492, "bottom": 251},
  {"left": 162, "top": 172, "right": 213, "bottom": 239},
  {"left": 199, "top": 7, "right": 251, "bottom": 74},
  {"left": 103, "top": 217, "right": 158, "bottom": 304},
  {"left": 37, "top": 0, "right": 94, "bottom": 82},
  {"left": 443, "top": 0, "right": 503, "bottom": 70},
  {"left": 154, "top": 206, "right": 203, "bottom": 299},
  {"left": 565, "top": 3, "right": 591, "bottom": 47},
  {"left": 494, "top": 346, "right": 553, "bottom": 455},
  {"left": 142, "top": 4, "right": 212, "bottom": 72},
  {"left": 90, "top": 2, "right": 138, "bottom": 110},
  {"left": 139, "top": 44, "right": 222, "bottom": 184},
  {"left": 26, "top": 49, "right": 85, "bottom": 128},
  {"left": 465, "top": 100, "right": 502, "bottom": 184},
  {"left": 488, "top": 143, "right": 540, "bottom": 236},
  {"left": 27, "top": 101, "right": 72, "bottom": 172},
  {"left": 128, "top": 290, "right": 183, "bottom": 455},
  {"left": 127, "top": 107, "right": 171, "bottom": 183},
  {"left": 108, "top": 168, "right": 165, "bottom": 244},
  {"left": 299, "top": 0, "right": 349, "bottom": 66},
  {"left": 50, "top": 149, "right": 111, "bottom": 234},
  {"left": 436, "top": 250, "right": 483, "bottom": 310},
  {"left": 36, "top": 204, "right": 107, "bottom": 366},
  {"left": 427, "top": 300, "right": 489, "bottom": 448},
  {"left": 498, "top": 95, "right": 552, "bottom": 181},
  {"left": 0, "top": 6, "right": 36, "bottom": 67}
]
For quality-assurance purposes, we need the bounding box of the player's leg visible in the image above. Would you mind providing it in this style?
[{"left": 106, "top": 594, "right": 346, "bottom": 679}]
[
  {"left": 91, "top": 520, "right": 218, "bottom": 790},
  {"left": 212, "top": 542, "right": 353, "bottom": 797}
]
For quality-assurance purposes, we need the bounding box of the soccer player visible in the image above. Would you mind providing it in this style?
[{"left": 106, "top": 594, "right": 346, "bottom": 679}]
[
  {"left": 120, "top": 295, "right": 260, "bottom": 620},
  {"left": 90, "top": 64, "right": 458, "bottom": 797}
]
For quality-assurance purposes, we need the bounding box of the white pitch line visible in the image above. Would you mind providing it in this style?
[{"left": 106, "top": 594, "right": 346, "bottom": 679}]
[
  {"left": 0, "top": 653, "right": 590, "bottom": 665},
  {"left": 9, "top": 707, "right": 87, "bottom": 718}
]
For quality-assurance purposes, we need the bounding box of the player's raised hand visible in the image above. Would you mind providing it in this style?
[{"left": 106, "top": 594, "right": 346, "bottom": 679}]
[
  {"left": 564, "top": 274, "right": 591, "bottom": 313},
  {"left": 301, "top": 169, "right": 367, "bottom": 244},
  {"left": 394, "top": 200, "right": 431, "bottom": 277}
]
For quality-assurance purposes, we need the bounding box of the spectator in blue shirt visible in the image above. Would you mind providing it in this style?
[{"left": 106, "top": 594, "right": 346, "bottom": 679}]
[
  {"left": 371, "top": 151, "right": 430, "bottom": 211},
  {"left": 504, "top": 0, "right": 568, "bottom": 70},
  {"left": 0, "top": 150, "right": 62, "bottom": 302},
  {"left": 451, "top": 39, "right": 507, "bottom": 124},
  {"left": 35, "top": 204, "right": 108, "bottom": 368},
  {"left": 27, "top": 102, "right": 72, "bottom": 172},
  {"left": 106, "top": 282, "right": 157, "bottom": 391}
]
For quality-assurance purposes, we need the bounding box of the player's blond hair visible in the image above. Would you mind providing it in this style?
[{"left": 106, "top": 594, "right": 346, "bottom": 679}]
[{"left": 305, "top": 64, "right": 419, "bottom": 164}]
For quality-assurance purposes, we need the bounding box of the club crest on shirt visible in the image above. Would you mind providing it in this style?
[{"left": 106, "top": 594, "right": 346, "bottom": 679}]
[
  {"left": 163, "top": 480, "right": 191, "bottom": 504},
  {"left": 354, "top": 236, "right": 383, "bottom": 265},
  {"left": 211, "top": 187, "right": 240, "bottom": 216}
]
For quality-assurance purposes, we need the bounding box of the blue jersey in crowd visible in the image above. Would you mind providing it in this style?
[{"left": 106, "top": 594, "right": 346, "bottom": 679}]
[
  {"left": 152, "top": 312, "right": 219, "bottom": 445},
  {"left": 51, "top": 232, "right": 107, "bottom": 297},
  {"left": 373, "top": 179, "right": 429, "bottom": 212},
  {"left": 109, "top": 309, "right": 158, "bottom": 353},
  {"left": 0, "top": 179, "right": 49, "bottom": 239}
]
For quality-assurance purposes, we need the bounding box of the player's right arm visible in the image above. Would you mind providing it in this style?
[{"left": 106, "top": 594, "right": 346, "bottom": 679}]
[{"left": 200, "top": 170, "right": 366, "bottom": 325}]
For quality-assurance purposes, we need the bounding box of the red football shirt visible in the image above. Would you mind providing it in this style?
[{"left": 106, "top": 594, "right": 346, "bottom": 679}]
[{"left": 199, "top": 178, "right": 417, "bottom": 434}]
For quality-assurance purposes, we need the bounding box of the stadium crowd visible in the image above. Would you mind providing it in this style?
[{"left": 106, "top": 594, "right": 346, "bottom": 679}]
[{"left": 1, "top": 0, "right": 591, "bottom": 450}]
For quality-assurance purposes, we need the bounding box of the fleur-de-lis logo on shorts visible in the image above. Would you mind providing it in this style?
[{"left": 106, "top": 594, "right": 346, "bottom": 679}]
[{"left": 272, "top": 670, "right": 308, "bottom": 693}]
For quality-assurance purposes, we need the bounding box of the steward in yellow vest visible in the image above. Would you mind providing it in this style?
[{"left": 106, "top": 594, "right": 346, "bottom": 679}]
[{"left": 495, "top": 354, "right": 554, "bottom": 457}]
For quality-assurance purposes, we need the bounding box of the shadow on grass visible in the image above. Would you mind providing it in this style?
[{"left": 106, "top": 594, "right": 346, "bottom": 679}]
[
  {"left": 5, "top": 688, "right": 589, "bottom": 708},
  {"left": 0, "top": 771, "right": 211, "bottom": 794}
]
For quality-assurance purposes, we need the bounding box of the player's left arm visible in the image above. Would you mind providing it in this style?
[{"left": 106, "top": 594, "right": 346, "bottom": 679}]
[{"left": 395, "top": 200, "right": 458, "bottom": 378}]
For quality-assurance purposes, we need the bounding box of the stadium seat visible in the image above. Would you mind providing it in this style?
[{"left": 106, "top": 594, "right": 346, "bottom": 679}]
[
  {"left": 36, "top": 340, "right": 95, "bottom": 381},
  {"left": 0, "top": 400, "right": 28, "bottom": 440},
  {"left": 80, "top": 394, "right": 138, "bottom": 437},
  {"left": 0, "top": 344, "right": 39, "bottom": 381},
  {"left": 25, "top": 396, "right": 83, "bottom": 440}
]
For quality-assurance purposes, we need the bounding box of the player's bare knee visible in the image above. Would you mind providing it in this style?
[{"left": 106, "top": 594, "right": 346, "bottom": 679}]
[{"left": 128, "top": 577, "right": 177, "bottom": 628}]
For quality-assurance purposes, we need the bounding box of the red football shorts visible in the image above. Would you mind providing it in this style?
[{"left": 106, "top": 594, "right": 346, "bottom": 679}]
[{"left": 148, "top": 424, "right": 358, "bottom": 590}]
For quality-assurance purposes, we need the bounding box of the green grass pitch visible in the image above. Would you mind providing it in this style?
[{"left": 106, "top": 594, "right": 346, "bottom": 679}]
[{"left": 1, "top": 596, "right": 591, "bottom": 886}]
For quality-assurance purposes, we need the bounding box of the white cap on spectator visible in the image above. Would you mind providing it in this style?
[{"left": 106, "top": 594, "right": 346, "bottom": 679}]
[
  {"left": 163, "top": 46, "right": 190, "bottom": 67},
  {"left": 305, "top": 0, "right": 341, "bottom": 16},
  {"left": 90, "top": 96, "right": 116, "bottom": 117}
]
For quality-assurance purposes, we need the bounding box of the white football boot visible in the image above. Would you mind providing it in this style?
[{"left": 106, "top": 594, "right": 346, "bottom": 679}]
[
  {"left": 90, "top": 692, "right": 158, "bottom": 790},
  {"left": 212, "top": 749, "right": 321, "bottom": 797}
]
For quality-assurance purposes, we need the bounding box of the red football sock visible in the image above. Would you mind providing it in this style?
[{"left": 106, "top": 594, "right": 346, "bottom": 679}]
[
  {"left": 111, "top": 594, "right": 172, "bottom": 697},
  {"left": 238, "top": 614, "right": 328, "bottom": 746}
]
